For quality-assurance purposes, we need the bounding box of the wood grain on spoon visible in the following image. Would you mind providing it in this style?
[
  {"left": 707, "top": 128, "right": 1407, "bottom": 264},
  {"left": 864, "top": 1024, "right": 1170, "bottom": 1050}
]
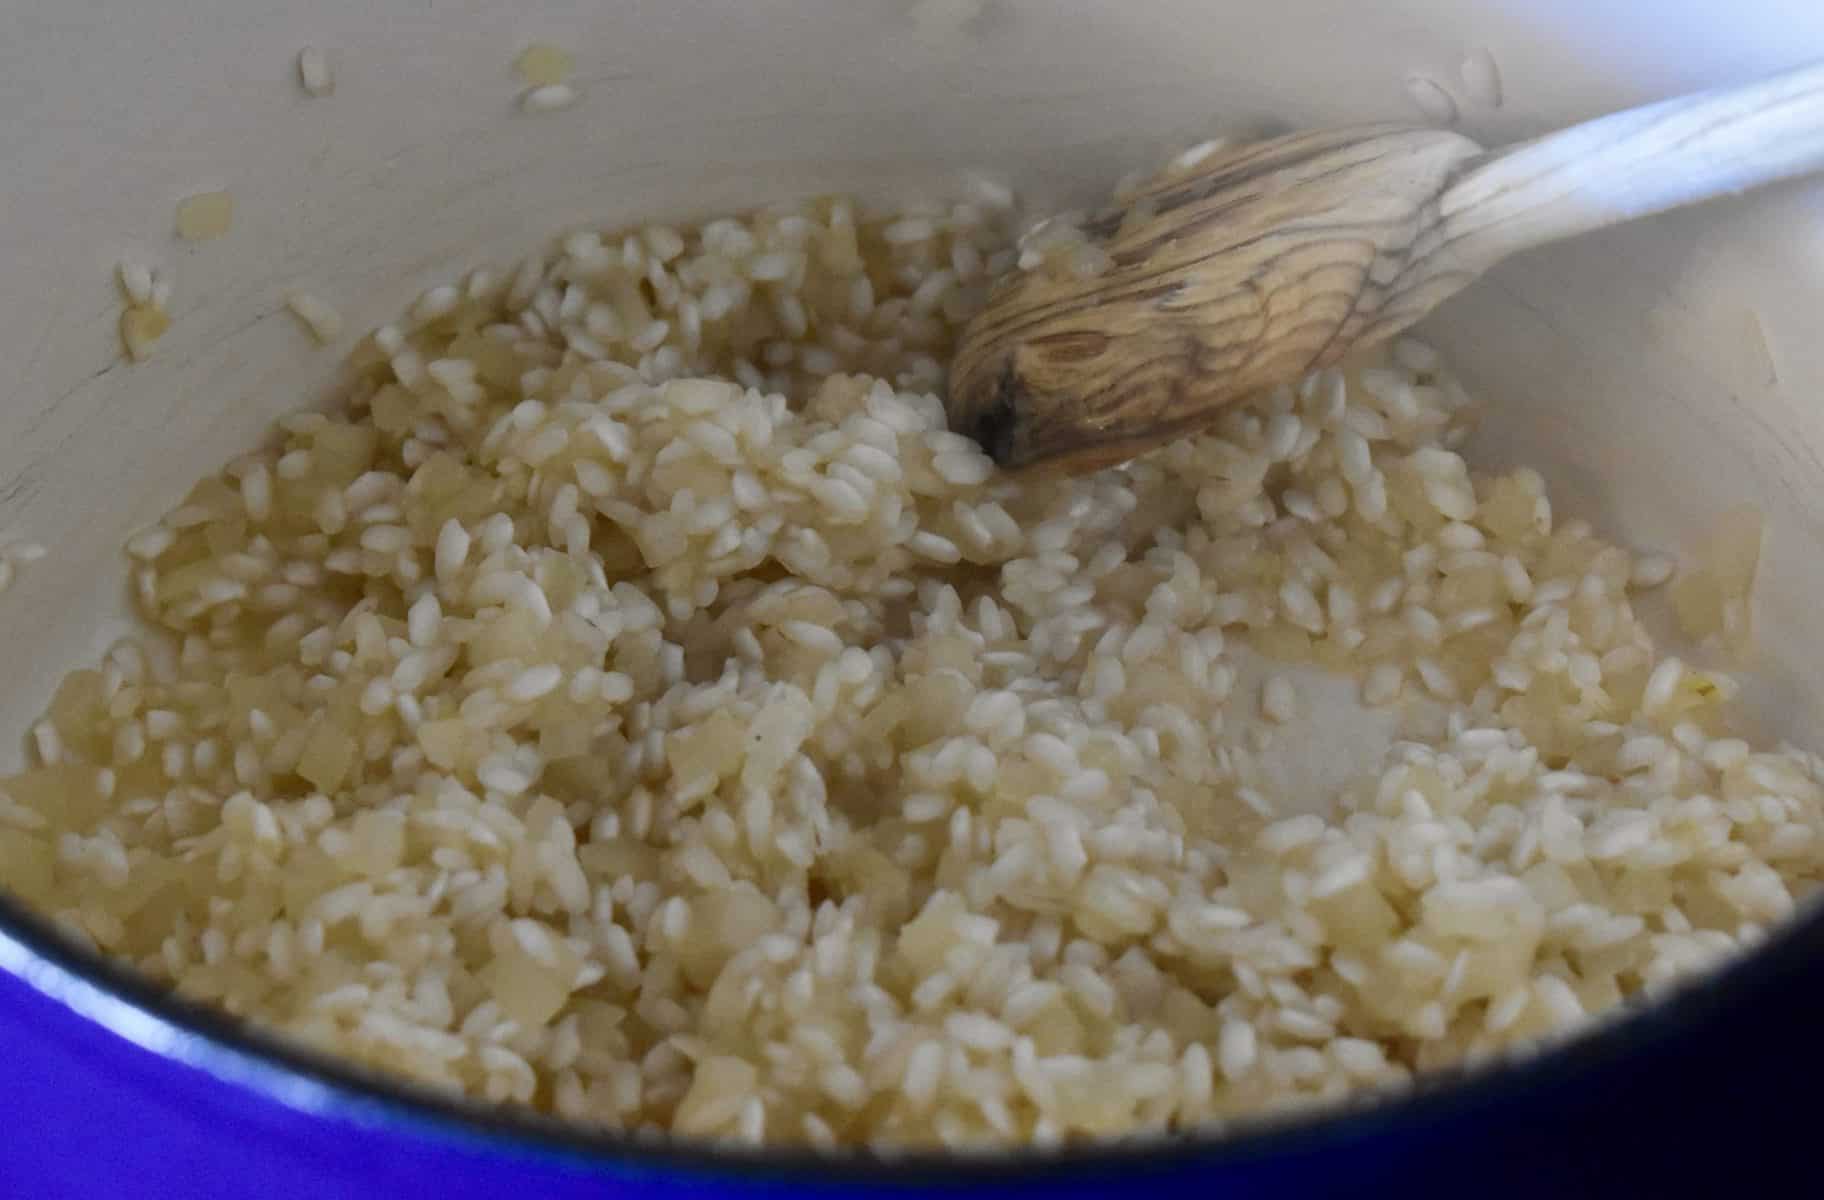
[{"left": 949, "top": 61, "right": 1824, "bottom": 473}]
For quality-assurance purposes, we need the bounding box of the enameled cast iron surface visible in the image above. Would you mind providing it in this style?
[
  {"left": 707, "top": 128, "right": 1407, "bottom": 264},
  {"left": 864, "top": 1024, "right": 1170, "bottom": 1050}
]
[
  {"left": 5, "top": 880, "right": 1823, "bottom": 1196},
  {"left": 8, "top": 2, "right": 1824, "bottom": 1194}
]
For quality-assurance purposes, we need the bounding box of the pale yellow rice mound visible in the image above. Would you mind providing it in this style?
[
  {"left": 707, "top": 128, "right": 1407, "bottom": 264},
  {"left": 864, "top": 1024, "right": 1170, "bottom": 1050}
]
[{"left": 3, "top": 183, "right": 1821, "bottom": 1151}]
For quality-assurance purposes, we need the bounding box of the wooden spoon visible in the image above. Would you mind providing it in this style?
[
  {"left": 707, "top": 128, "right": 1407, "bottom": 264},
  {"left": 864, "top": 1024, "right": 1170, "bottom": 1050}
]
[{"left": 948, "top": 62, "right": 1824, "bottom": 473}]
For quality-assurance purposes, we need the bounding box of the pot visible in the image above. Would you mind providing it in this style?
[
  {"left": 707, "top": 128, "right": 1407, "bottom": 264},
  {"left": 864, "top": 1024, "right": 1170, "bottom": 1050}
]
[{"left": 4, "top": 2, "right": 1824, "bottom": 1194}]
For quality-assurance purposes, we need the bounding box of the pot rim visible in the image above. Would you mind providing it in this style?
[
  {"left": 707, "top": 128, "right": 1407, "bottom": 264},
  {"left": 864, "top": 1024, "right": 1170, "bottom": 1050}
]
[{"left": 2, "top": 884, "right": 1816, "bottom": 1185}]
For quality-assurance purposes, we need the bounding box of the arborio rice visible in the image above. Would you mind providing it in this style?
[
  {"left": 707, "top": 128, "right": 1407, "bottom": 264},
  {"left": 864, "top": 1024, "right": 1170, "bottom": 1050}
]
[{"left": 4, "top": 175, "right": 1823, "bottom": 1151}]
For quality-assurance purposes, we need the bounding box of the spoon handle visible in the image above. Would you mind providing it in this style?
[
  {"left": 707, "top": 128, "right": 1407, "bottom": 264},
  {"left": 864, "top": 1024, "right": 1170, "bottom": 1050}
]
[{"left": 1438, "top": 61, "right": 1824, "bottom": 273}]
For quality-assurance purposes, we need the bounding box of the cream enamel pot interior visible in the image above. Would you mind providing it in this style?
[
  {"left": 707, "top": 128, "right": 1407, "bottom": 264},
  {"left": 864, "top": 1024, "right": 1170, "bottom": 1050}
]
[{"left": 4, "top": 2, "right": 1824, "bottom": 1196}]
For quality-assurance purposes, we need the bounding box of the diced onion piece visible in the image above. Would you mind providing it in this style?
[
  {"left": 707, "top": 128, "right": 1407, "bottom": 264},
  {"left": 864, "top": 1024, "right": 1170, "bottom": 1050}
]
[{"left": 176, "top": 191, "right": 234, "bottom": 241}]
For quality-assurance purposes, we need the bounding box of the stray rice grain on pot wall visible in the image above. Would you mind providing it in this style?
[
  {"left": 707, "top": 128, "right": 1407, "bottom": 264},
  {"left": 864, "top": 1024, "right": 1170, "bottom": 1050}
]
[{"left": 3, "top": 149, "right": 1824, "bottom": 1151}]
